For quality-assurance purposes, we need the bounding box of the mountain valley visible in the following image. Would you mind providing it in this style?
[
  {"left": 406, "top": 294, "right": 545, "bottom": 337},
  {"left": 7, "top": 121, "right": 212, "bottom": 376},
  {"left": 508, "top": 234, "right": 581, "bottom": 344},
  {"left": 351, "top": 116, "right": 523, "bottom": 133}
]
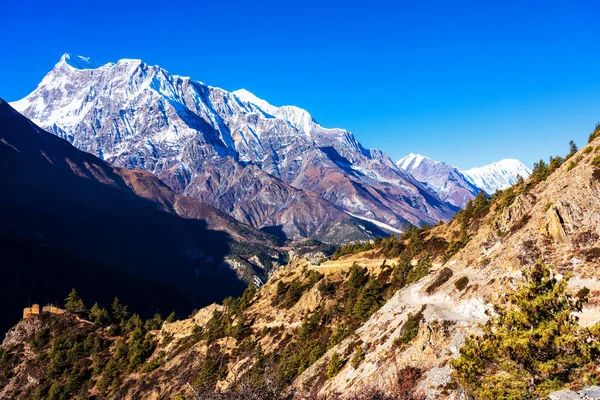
[
  {"left": 3, "top": 51, "right": 598, "bottom": 400},
  {"left": 2, "top": 96, "right": 600, "bottom": 398}
]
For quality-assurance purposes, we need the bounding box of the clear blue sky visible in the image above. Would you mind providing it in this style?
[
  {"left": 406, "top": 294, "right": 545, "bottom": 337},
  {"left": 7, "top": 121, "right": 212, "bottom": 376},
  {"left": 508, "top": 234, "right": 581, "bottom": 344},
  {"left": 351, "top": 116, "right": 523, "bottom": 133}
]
[{"left": 2, "top": 0, "right": 599, "bottom": 169}]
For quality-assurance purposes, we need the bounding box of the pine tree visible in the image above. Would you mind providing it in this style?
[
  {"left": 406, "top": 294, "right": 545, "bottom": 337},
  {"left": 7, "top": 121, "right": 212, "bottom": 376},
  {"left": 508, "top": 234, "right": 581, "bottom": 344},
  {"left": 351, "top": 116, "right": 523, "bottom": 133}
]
[
  {"left": 452, "top": 261, "right": 600, "bottom": 399},
  {"left": 588, "top": 122, "right": 600, "bottom": 144},
  {"left": 88, "top": 303, "right": 109, "bottom": 325},
  {"left": 166, "top": 311, "right": 178, "bottom": 323},
  {"left": 351, "top": 346, "right": 365, "bottom": 369},
  {"left": 111, "top": 297, "right": 129, "bottom": 321},
  {"left": 352, "top": 278, "right": 383, "bottom": 321},
  {"left": 569, "top": 140, "right": 579, "bottom": 156},
  {"left": 64, "top": 288, "right": 87, "bottom": 314},
  {"left": 241, "top": 283, "right": 257, "bottom": 308}
]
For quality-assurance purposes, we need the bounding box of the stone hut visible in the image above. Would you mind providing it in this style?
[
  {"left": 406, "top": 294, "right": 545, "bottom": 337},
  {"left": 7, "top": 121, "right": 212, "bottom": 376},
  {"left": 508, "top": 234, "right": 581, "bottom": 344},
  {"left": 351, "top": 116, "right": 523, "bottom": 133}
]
[
  {"left": 42, "top": 305, "right": 66, "bottom": 315},
  {"left": 23, "top": 303, "right": 41, "bottom": 319}
]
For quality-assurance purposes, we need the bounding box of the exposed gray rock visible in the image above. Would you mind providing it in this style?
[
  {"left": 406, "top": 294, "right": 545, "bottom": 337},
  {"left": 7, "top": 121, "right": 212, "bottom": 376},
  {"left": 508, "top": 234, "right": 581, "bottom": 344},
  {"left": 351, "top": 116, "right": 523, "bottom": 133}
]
[{"left": 548, "top": 387, "right": 600, "bottom": 399}]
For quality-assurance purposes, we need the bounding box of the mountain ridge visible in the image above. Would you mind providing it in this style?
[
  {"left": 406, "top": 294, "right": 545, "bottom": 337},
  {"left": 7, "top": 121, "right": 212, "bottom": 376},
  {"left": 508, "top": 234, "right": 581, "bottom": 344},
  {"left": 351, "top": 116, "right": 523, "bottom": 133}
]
[
  {"left": 12, "top": 54, "right": 456, "bottom": 241},
  {"left": 396, "top": 153, "right": 481, "bottom": 208},
  {"left": 397, "top": 153, "right": 531, "bottom": 205}
]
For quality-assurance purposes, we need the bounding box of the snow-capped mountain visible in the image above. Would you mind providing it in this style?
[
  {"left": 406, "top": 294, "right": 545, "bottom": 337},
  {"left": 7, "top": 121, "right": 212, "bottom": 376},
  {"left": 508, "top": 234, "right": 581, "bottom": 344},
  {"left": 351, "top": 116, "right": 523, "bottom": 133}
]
[
  {"left": 396, "top": 153, "right": 480, "bottom": 208},
  {"left": 462, "top": 159, "right": 532, "bottom": 195},
  {"left": 12, "top": 54, "right": 456, "bottom": 241}
]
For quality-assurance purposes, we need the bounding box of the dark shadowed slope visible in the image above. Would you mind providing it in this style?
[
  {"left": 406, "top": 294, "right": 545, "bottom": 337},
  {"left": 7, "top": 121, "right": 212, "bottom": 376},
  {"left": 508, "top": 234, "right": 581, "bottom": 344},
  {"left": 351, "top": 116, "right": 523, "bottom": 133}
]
[{"left": 0, "top": 99, "right": 282, "bottom": 334}]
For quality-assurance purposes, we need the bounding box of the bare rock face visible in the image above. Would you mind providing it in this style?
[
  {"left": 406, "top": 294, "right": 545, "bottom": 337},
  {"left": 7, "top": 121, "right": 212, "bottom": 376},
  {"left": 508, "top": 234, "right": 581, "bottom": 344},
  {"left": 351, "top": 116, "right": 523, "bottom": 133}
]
[
  {"left": 548, "top": 386, "right": 600, "bottom": 399},
  {"left": 544, "top": 205, "right": 570, "bottom": 243},
  {"left": 11, "top": 54, "right": 456, "bottom": 242}
]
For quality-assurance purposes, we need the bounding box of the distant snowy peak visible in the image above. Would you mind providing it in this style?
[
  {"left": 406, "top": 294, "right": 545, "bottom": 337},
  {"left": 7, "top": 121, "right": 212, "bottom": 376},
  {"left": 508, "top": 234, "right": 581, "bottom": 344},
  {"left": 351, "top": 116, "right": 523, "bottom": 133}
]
[
  {"left": 462, "top": 159, "right": 532, "bottom": 194},
  {"left": 397, "top": 153, "right": 531, "bottom": 200},
  {"left": 396, "top": 153, "right": 479, "bottom": 208},
  {"left": 396, "top": 153, "right": 429, "bottom": 170}
]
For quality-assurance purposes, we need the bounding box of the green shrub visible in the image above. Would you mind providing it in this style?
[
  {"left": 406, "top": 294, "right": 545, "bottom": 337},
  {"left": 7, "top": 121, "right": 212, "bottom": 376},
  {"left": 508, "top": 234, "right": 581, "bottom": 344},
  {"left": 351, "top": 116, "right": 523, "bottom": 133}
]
[
  {"left": 317, "top": 280, "right": 335, "bottom": 296},
  {"left": 193, "top": 344, "right": 229, "bottom": 390},
  {"left": 304, "top": 269, "right": 324, "bottom": 289},
  {"left": 283, "top": 279, "right": 304, "bottom": 309},
  {"left": 332, "top": 241, "right": 374, "bottom": 259},
  {"left": 394, "top": 310, "right": 423, "bottom": 347},
  {"left": 275, "top": 281, "right": 287, "bottom": 297},
  {"left": 445, "top": 240, "right": 463, "bottom": 260},
  {"left": 326, "top": 351, "right": 344, "bottom": 378},
  {"left": 406, "top": 257, "right": 431, "bottom": 285},
  {"left": 347, "top": 263, "right": 369, "bottom": 292},
  {"left": 425, "top": 268, "right": 453, "bottom": 294},
  {"left": 592, "top": 155, "right": 600, "bottom": 168},
  {"left": 350, "top": 346, "right": 365, "bottom": 369},
  {"left": 452, "top": 262, "right": 600, "bottom": 399},
  {"left": 329, "top": 324, "right": 348, "bottom": 347},
  {"left": 454, "top": 276, "right": 469, "bottom": 291},
  {"left": 191, "top": 325, "right": 203, "bottom": 342}
]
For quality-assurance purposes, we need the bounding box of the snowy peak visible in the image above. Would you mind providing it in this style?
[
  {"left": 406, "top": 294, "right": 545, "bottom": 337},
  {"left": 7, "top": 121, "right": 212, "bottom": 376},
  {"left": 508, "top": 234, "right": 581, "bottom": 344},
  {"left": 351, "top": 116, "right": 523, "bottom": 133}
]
[
  {"left": 233, "top": 88, "right": 318, "bottom": 135},
  {"left": 232, "top": 89, "right": 278, "bottom": 115},
  {"left": 396, "top": 153, "right": 431, "bottom": 170},
  {"left": 462, "top": 159, "right": 532, "bottom": 194},
  {"left": 11, "top": 53, "right": 458, "bottom": 239},
  {"left": 59, "top": 53, "right": 103, "bottom": 70}
]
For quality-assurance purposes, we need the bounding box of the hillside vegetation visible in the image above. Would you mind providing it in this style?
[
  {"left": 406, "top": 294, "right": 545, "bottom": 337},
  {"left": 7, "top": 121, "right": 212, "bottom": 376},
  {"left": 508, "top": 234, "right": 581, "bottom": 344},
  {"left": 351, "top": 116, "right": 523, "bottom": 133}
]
[{"left": 3, "top": 127, "right": 600, "bottom": 399}]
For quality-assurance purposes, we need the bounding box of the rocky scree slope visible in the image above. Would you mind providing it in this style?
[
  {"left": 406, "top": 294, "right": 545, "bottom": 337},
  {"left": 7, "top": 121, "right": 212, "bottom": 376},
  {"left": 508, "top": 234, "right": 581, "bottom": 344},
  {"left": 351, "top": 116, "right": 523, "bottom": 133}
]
[{"left": 11, "top": 54, "right": 456, "bottom": 241}]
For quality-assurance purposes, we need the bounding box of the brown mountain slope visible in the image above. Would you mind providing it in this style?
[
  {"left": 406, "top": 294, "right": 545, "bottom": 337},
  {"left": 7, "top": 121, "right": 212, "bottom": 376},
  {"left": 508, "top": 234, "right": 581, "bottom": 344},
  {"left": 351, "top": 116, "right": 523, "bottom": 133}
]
[{"left": 3, "top": 131, "right": 600, "bottom": 399}]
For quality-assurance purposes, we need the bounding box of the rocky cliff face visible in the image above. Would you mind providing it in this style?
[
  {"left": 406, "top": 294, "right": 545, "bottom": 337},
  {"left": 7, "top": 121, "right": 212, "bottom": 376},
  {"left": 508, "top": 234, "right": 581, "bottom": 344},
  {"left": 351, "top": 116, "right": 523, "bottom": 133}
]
[{"left": 11, "top": 54, "right": 456, "bottom": 241}]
